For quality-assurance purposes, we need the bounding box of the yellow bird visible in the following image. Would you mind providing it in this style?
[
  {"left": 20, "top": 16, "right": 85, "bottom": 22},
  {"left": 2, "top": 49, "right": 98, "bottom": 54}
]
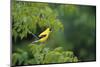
[{"left": 32, "top": 28, "right": 51, "bottom": 43}]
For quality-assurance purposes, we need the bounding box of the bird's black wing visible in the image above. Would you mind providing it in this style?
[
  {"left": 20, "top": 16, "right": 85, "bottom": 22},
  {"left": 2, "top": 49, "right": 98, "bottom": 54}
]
[{"left": 39, "top": 34, "right": 47, "bottom": 39}]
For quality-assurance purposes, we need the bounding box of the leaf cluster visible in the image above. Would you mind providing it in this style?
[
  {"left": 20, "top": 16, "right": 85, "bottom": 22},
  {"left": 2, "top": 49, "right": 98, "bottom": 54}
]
[
  {"left": 12, "top": 1, "right": 64, "bottom": 41},
  {"left": 12, "top": 44, "right": 78, "bottom": 66}
]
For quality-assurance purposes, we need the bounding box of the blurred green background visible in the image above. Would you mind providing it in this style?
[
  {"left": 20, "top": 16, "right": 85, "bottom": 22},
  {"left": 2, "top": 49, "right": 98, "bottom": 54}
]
[
  {"left": 12, "top": 1, "right": 96, "bottom": 65},
  {"left": 51, "top": 4, "right": 96, "bottom": 61}
]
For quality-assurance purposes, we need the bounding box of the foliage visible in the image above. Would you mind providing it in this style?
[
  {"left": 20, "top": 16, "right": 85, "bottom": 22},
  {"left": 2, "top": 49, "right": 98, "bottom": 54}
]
[
  {"left": 12, "top": 44, "right": 78, "bottom": 66},
  {"left": 12, "top": 48, "right": 28, "bottom": 65},
  {"left": 12, "top": 1, "right": 63, "bottom": 41}
]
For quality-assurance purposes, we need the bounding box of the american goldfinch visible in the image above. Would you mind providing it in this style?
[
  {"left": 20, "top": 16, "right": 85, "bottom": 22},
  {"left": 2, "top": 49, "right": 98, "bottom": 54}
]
[{"left": 32, "top": 28, "right": 51, "bottom": 43}]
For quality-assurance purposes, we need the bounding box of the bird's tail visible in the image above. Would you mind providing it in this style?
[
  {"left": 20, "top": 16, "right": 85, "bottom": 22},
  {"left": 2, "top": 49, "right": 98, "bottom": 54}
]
[{"left": 32, "top": 40, "right": 39, "bottom": 44}]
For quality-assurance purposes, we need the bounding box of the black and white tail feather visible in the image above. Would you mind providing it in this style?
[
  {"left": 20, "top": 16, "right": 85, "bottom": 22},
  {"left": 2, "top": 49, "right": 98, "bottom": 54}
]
[{"left": 32, "top": 40, "right": 39, "bottom": 44}]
